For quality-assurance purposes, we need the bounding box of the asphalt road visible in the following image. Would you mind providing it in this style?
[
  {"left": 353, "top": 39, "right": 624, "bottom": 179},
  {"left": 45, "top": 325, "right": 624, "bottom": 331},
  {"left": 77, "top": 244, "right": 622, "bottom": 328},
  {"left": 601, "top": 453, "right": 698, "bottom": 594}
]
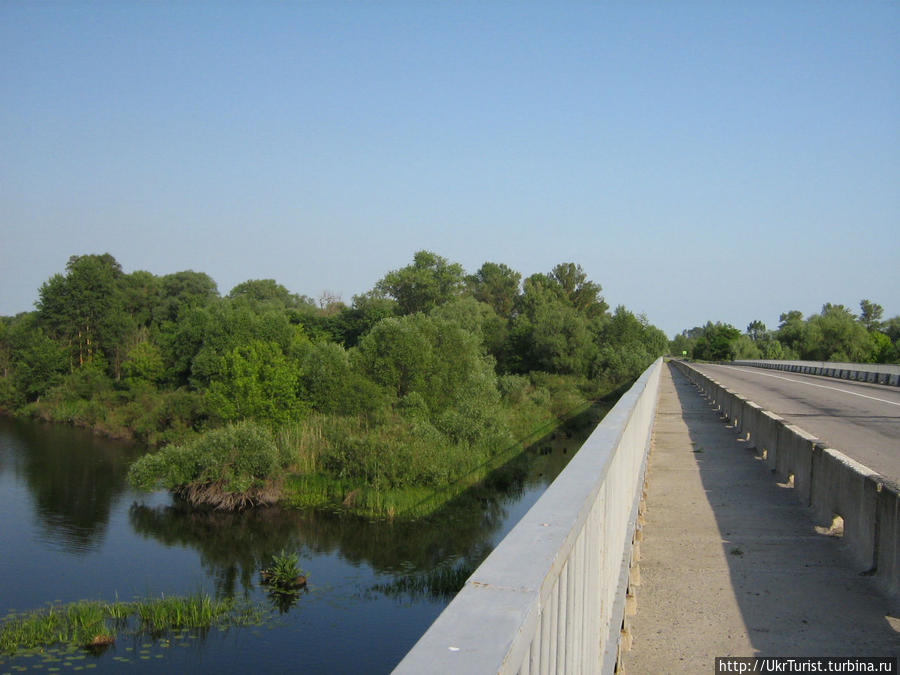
[{"left": 689, "top": 363, "right": 900, "bottom": 484}]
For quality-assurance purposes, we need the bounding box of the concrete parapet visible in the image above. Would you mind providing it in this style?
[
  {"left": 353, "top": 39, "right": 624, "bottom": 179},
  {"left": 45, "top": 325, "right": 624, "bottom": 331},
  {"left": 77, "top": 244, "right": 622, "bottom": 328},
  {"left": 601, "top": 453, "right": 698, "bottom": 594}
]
[
  {"left": 809, "top": 448, "right": 880, "bottom": 572},
  {"left": 741, "top": 400, "right": 763, "bottom": 451},
  {"left": 732, "top": 359, "right": 900, "bottom": 387},
  {"left": 756, "top": 410, "right": 783, "bottom": 471},
  {"left": 673, "top": 360, "right": 898, "bottom": 603},
  {"left": 773, "top": 423, "right": 817, "bottom": 504},
  {"left": 393, "top": 359, "right": 664, "bottom": 674},
  {"left": 876, "top": 481, "right": 900, "bottom": 600}
]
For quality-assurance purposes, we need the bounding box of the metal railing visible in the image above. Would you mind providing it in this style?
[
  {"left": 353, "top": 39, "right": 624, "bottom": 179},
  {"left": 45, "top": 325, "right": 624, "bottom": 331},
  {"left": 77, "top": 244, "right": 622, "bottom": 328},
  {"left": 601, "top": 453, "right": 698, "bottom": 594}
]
[{"left": 393, "top": 358, "right": 663, "bottom": 674}]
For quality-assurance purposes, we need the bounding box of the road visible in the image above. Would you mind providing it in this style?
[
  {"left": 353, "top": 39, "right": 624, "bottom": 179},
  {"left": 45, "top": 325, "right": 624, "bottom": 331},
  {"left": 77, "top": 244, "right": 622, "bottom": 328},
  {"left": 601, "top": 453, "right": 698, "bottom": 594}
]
[{"left": 689, "top": 363, "right": 900, "bottom": 484}]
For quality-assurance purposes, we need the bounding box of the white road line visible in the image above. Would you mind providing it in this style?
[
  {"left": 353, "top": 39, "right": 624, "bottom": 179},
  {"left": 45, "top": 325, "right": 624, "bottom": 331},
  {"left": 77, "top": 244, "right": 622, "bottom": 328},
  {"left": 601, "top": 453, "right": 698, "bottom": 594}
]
[{"left": 722, "top": 366, "right": 900, "bottom": 407}]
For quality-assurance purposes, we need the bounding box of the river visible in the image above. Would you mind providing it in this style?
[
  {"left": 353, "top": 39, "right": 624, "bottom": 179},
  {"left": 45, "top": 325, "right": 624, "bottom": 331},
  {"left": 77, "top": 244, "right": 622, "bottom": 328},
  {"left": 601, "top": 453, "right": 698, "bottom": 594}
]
[{"left": 0, "top": 405, "right": 607, "bottom": 673}]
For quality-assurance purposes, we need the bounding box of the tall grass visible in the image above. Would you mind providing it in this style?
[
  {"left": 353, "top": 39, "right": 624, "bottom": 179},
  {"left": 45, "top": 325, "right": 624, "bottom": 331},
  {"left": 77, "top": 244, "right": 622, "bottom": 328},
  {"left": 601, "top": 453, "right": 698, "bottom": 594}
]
[{"left": 0, "top": 593, "right": 265, "bottom": 656}]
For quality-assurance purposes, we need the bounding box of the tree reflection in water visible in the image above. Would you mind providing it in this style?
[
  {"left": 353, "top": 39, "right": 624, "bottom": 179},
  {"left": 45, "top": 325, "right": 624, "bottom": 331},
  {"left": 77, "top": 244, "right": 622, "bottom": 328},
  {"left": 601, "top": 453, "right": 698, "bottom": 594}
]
[{"left": 1, "top": 417, "right": 145, "bottom": 553}]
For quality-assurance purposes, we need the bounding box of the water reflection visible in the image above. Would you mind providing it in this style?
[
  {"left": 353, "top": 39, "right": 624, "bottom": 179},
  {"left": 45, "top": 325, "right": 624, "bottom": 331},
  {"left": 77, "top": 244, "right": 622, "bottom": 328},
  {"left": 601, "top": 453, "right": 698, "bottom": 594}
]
[{"left": 0, "top": 417, "right": 144, "bottom": 553}]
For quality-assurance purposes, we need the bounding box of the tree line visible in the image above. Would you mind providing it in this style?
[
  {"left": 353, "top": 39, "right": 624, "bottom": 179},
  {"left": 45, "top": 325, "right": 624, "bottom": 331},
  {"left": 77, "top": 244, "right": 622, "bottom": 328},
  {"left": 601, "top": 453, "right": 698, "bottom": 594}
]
[
  {"left": 671, "top": 300, "right": 900, "bottom": 363},
  {"left": 0, "top": 251, "right": 668, "bottom": 515}
]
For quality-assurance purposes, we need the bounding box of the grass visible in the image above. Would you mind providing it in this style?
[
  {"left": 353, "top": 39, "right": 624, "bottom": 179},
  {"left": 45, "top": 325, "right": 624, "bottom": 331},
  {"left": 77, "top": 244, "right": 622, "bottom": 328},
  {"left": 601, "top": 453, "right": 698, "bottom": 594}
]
[
  {"left": 279, "top": 397, "right": 605, "bottom": 520},
  {"left": 0, "top": 593, "right": 266, "bottom": 657}
]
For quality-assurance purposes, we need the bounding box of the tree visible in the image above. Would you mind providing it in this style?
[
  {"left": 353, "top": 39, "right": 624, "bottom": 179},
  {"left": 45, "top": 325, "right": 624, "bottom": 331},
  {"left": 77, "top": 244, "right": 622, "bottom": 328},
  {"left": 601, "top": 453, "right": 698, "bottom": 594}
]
[
  {"left": 228, "top": 279, "right": 308, "bottom": 309},
  {"left": 121, "top": 339, "right": 165, "bottom": 385},
  {"left": 859, "top": 299, "right": 884, "bottom": 332},
  {"left": 120, "top": 270, "right": 160, "bottom": 329},
  {"left": 353, "top": 313, "right": 498, "bottom": 415},
  {"left": 732, "top": 335, "right": 761, "bottom": 359},
  {"left": 154, "top": 270, "right": 219, "bottom": 323},
  {"left": 776, "top": 310, "right": 805, "bottom": 355},
  {"left": 205, "top": 340, "right": 303, "bottom": 425},
  {"left": 509, "top": 275, "right": 598, "bottom": 376},
  {"left": 374, "top": 251, "right": 465, "bottom": 315},
  {"left": 12, "top": 327, "right": 69, "bottom": 400},
  {"left": 883, "top": 316, "right": 900, "bottom": 346},
  {"left": 597, "top": 306, "right": 668, "bottom": 381},
  {"left": 693, "top": 322, "right": 741, "bottom": 361},
  {"left": 803, "top": 304, "right": 873, "bottom": 362},
  {"left": 465, "top": 262, "right": 521, "bottom": 318},
  {"left": 550, "top": 263, "right": 608, "bottom": 318},
  {"left": 36, "top": 254, "right": 129, "bottom": 373},
  {"left": 328, "top": 293, "right": 397, "bottom": 347},
  {"left": 746, "top": 320, "right": 767, "bottom": 342}
]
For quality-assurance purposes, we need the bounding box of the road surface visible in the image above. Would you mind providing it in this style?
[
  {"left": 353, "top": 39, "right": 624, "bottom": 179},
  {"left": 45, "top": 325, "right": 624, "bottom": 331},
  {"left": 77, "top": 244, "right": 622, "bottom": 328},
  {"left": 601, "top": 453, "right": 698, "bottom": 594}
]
[{"left": 689, "top": 363, "right": 900, "bottom": 484}]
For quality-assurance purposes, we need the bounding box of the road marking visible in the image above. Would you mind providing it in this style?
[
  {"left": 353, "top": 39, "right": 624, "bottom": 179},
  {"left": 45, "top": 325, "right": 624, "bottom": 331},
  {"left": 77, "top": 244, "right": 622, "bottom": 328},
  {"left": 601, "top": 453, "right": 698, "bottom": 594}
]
[{"left": 724, "top": 366, "right": 900, "bottom": 407}]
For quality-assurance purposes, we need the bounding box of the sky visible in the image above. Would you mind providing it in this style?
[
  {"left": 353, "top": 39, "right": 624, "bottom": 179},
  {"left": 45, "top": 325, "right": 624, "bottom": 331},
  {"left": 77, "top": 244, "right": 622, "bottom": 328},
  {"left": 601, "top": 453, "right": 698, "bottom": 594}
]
[{"left": 1, "top": 1, "right": 898, "bottom": 337}]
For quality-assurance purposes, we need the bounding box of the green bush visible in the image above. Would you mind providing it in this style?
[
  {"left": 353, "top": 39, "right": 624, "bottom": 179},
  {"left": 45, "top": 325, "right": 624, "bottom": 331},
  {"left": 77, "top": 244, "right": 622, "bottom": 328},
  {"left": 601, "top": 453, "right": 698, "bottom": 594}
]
[{"left": 127, "top": 421, "right": 283, "bottom": 499}]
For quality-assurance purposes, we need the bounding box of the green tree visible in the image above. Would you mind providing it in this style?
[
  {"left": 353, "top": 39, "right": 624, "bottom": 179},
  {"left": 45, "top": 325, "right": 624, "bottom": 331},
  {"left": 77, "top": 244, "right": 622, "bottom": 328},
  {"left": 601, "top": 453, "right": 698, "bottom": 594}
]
[
  {"left": 693, "top": 322, "right": 741, "bottom": 361},
  {"left": 228, "top": 279, "right": 309, "bottom": 309},
  {"left": 353, "top": 313, "right": 499, "bottom": 418},
  {"left": 164, "top": 300, "right": 296, "bottom": 388},
  {"left": 550, "top": 263, "right": 608, "bottom": 318},
  {"left": 205, "top": 340, "right": 303, "bottom": 426},
  {"left": 869, "top": 331, "right": 897, "bottom": 364},
  {"left": 120, "top": 270, "right": 161, "bottom": 329},
  {"left": 776, "top": 310, "right": 805, "bottom": 355},
  {"left": 36, "top": 254, "right": 130, "bottom": 374},
  {"left": 121, "top": 339, "right": 166, "bottom": 385},
  {"left": 374, "top": 251, "right": 465, "bottom": 315},
  {"left": 597, "top": 307, "right": 668, "bottom": 382},
  {"left": 746, "top": 320, "right": 767, "bottom": 342},
  {"left": 859, "top": 299, "right": 884, "bottom": 332},
  {"left": 326, "top": 293, "right": 397, "bottom": 348},
  {"left": 12, "top": 327, "right": 69, "bottom": 400},
  {"left": 732, "top": 334, "right": 761, "bottom": 359},
  {"left": 154, "top": 270, "right": 219, "bottom": 324},
  {"left": 802, "top": 304, "right": 873, "bottom": 362},
  {"left": 509, "top": 274, "right": 598, "bottom": 376},
  {"left": 300, "top": 341, "right": 386, "bottom": 415},
  {"left": 465, "top": 262, "right": 521, "bottom": 318}
]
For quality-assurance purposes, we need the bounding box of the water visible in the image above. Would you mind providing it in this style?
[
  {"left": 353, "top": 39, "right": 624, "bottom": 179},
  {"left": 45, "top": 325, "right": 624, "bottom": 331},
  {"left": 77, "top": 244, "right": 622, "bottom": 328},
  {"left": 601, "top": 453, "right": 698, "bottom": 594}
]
[{"left": 0, "top": 407, "right": 606, "bottom": 673}]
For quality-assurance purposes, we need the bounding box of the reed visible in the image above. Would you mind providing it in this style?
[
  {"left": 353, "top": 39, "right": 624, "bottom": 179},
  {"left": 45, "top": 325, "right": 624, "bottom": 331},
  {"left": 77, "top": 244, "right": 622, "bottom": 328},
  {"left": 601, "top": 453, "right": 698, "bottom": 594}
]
[{"left": 0, "top": 593, "right": 265, "bottom": 656}]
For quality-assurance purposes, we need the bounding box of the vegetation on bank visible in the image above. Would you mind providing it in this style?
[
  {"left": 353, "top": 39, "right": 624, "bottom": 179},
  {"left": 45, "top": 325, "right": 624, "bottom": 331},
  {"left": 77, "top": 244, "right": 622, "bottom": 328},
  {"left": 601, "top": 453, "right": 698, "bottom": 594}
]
[
  {"left": 0, "top": 251, "right": 669, "bottom": 515},
  {"left": 0, "top": 593, "right": 265, "bottom": 656},
  {"left": 671, "top": 300, "right": 900, "bottom": 364}
]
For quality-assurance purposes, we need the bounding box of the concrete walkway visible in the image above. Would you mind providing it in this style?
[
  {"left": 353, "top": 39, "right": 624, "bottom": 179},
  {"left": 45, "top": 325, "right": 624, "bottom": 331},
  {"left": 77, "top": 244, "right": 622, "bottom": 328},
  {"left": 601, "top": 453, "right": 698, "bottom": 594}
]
[{"left": 622, "top": 364, "right": 899, "bottom": 673}]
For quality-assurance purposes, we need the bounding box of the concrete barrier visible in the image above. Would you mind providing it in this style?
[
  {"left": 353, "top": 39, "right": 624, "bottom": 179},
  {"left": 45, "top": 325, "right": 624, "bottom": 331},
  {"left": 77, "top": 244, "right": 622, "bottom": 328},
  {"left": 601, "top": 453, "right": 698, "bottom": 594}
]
[
  {"left": 732, "top": 360, "right": 900, "bottom": 387},
  {"left": 393, "top": 359, "right": 663, "bottom": 674},
  {"left": 876, "top": 482, "right": 900, "bottom": 599},
  {"left": 671, "top": 360, "right": 899, "bottom": 604}
]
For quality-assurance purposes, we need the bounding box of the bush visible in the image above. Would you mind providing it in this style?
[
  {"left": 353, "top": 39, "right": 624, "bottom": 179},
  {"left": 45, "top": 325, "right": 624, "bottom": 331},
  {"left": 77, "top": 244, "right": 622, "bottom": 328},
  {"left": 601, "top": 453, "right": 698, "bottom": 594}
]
[{"left": 127, "top": 421, "right": 284, "bottom": 508}]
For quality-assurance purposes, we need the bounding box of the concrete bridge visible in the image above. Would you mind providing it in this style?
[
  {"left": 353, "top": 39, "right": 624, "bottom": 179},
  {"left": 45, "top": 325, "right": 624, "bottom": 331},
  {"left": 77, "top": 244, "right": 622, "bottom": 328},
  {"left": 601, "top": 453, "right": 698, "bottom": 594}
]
[{"left": 394, "top": 359, "right": 899, "bottom": 674}]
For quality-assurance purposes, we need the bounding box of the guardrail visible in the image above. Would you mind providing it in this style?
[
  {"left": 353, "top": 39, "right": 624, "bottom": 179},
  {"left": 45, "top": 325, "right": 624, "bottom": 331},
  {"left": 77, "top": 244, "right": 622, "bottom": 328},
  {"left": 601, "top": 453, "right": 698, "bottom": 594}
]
[
  {"left": 672, "top": 360, "right": 899, "bottom": 605},
  {"left": 731, "top": 359, "right": 900, "bottom": 386},
  {"left": 393, "top": 358, "right": 663, "bottom": 674}
]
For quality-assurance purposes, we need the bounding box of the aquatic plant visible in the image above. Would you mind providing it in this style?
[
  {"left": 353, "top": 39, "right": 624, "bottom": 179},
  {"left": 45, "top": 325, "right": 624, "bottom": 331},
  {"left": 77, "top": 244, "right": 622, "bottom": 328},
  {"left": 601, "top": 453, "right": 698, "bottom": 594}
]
[
  {"left": 0, "top": 593, "right": 265, "bottom": 656},
  {"left": 261, "top": 550, "right": 307, "bottom": 592}
]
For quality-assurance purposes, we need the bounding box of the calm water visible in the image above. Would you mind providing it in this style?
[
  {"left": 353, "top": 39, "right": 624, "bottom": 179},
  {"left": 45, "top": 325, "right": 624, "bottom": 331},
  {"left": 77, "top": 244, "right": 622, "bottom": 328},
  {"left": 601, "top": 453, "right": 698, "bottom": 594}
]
[{"left": 0, "top": 407, "right": 605, "bottom": 673}]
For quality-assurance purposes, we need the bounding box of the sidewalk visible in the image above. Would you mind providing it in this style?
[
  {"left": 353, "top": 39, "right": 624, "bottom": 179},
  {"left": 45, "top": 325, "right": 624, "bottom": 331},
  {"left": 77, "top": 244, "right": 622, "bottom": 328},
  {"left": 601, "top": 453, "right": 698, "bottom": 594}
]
[{"left": 622, "top": 364, "right": 899, "bottom": 672}]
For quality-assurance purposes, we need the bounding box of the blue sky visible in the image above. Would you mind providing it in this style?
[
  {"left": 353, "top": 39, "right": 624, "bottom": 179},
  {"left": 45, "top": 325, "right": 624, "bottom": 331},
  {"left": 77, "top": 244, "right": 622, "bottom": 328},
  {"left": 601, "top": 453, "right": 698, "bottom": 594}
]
[{"left": 2, "top": 1, "right": 898, "bottom": 337}]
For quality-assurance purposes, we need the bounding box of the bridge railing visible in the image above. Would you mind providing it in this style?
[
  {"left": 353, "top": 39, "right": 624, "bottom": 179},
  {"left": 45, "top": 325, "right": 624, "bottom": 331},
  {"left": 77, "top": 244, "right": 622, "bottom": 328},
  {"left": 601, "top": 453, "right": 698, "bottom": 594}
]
[
  {"left": 393, "top": 358, "right": 663, "bottom": 675},
  {"left": 731, "top": 359, "right": 900, "bottom": 386}
]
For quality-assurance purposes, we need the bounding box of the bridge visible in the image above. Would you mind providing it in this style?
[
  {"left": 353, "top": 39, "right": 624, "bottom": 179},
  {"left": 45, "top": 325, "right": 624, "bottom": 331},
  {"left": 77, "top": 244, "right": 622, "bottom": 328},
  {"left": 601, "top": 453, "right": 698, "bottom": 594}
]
[{"left": 393, "top": 359, "right": 900, "bottom": 673}]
